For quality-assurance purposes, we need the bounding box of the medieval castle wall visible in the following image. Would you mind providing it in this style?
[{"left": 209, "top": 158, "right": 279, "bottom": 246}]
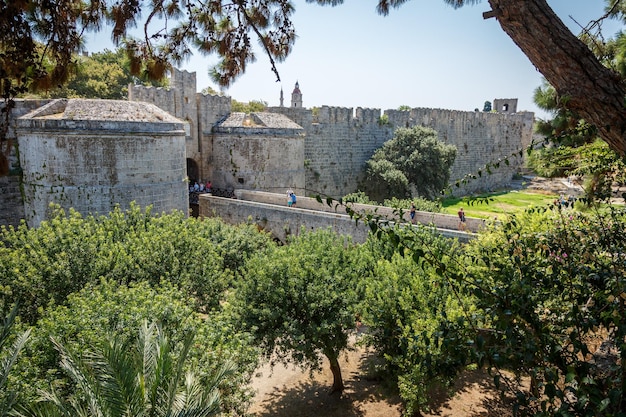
[
  {"left": 267, "top": 106, "right": 393, "bottom": 197},
  {"left": 129, "top": 70, "right": 231, "bottom": 184},
  {"left": 0, "top": 100, "right": 51, "bottom": 227},
  {"left": 386, "top": 107, "right": 534, "bottom": 195},
  {"left": 128, "top": 68, "right": 533, "bottom": 199},
  {"left": 16, "top": 99, "right": 188, "bottom": 227},
  {"left": 268, "top": 105, "right": 533, "bottom": 198},
  {"left": 211, "top": 112, "right": 305, "bottom": 193},
  {"left": 1, "top": 68, "right": 534, "bottom": 227}
]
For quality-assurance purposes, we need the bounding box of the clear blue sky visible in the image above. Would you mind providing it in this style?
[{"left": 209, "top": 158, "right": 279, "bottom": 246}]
[{"left": 88, "top": 1, "right": 623, "bottom": 120}]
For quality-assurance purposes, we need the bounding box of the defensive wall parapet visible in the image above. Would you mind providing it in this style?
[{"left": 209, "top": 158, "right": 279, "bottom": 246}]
[
  {"left": 355, "top": 107, "right": 384, "bottom": 125},
  {"left": 233, "top": 189, "right": 485, "bottom": 233},
  {"left": 197, "top": 93, "right": 232, "bottom": 134},
  {"left": 269, "top": 105, "right": 392, "bottom": 198},
  {"left": 130, "top": 70, "right": 533, "bottom": 200},
  {"left": 199, "top": 190, "right": 477, "bottom": 243}
]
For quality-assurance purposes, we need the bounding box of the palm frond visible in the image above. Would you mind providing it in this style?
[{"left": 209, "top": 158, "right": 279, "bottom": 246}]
[
  {"left": 14, "top": 389, "right": 83, "bottom": 417},
  {"left": 0, "top": 328, "right": 30, "bottom": 391},
  {"left": 99, "top": 335, "right": 144, "bottom": 417},
  {"left": 21, "top": 320, "right": 230, "bottom": 417},
  {"left": 0, "top": 303, "right": 20, "bottom": 352},
  {"left": 0, "top": 303, "right": 30, "bottom": 417},
  {"left": 52, "top": 337, "right": 106, "bottom": 417}
]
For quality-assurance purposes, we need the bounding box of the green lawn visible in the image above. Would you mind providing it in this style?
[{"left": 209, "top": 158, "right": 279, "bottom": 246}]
[{"left": 441, "top": 190, "right": 559, "bottom": 220}]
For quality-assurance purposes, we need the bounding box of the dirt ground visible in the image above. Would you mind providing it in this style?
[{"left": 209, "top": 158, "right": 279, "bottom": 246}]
[
  {"left": 248, "top": 341, "right": 519, "bottom": 417},
  {"left": 247, "top": 176, "right": 585, "bottom": 417}
]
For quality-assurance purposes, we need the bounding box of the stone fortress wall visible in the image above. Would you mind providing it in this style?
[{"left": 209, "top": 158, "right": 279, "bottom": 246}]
[
  {"left": 211, "top": 112, "right": 306, "bottom": 194},
  {"left": 0, "top": 68, "right": 534, "bottom": 227},
  {"left": 129, "top": 68, "right": 534, "bottom": 199},
  {"left": 386, "top": 107, "right": 534, "bottom": 194},
  {"left": 15, "top": 99, "right": 188, "bottom": 227},
  {"left": 129, "top": 70, "right": 232, "bottom": 183},
  {"left": 0, "top": 100, "right": 51, "bottom": 227},
  {"left": 268, "top": 105, "right": 533, "bottom": 198}
]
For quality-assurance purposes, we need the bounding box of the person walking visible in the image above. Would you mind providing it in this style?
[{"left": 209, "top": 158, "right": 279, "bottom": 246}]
[
  {"left": 409, "top": 202, "right": 416, "bottom": 224},
  {"left": 458, "top": 207, "right": 466, "bottom": 231},
  {"left": 287, "top": 189, "right": 294, "bottom": 207}
]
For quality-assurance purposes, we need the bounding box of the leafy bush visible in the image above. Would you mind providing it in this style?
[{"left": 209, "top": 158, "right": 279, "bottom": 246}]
[
  {"left": 463, "top": 206, "right": 626, "bottom": 415},
  {"left": 383, "top": 197, "right": 442, "bottom": 213},
  {"left": 360, "top": 126, "right": 457, "bottom": 202},
  {"left": 526, "top": 145, "right": 574, "bottom": 177},
  {"left": 0, "top": 203, "right": 274, "bottom": 323},
  {"left": 342, "top": 191, "right": 374, "bottom": 205},
  {"left": 232, "top": 228, "right": 369, "bottom": 394},
  {"left": 0, "top": 304, "right": 30, "bottom": 417},
  {"left": 13, "top": 279, "right": 259, "bottom": 415},
  {"left": 361, "top": 226, "right": 474, "bottom": 416}
]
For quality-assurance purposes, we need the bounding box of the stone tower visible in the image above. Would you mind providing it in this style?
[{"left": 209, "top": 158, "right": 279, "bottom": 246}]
[
  {"left": 280, "top": 87, "right": 284, "bottom": 107},
  {"left": 493, "top": 98, "right": 518, "bottom": 114},
  {"left": 291, "top": 81, "right": 303, "bottom": 108}
]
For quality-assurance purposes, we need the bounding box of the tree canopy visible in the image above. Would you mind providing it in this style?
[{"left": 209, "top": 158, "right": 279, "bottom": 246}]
[
  {"left": 1, "top": 0, "right": 625, "bottom": 158},
  {"left": 35, "top": 49, "right": 167, "bottom": 100},
  {"left": 232, "top": 228, "right": 370, "bottom": 394},
  {"left": 360, "top": 126, "right": 457, "bottom": 202}
]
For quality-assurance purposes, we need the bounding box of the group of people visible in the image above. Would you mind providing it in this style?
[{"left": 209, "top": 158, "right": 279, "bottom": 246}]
[
  {"left": 286, "top": 189, "right": 297, "bottom": 207},
  {"left": 189, "top": 180, "right": 212, "bottom": 194},
  {"left": 554, "top": 194, "right": 576, "bottom": 209},
  {"left": 409, "top": 202, "right": 467, "bottom": 231}
]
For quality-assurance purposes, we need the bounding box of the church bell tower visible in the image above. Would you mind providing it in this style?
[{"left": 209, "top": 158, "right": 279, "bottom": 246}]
[{"left": 291, "top": 81, "right": 303, "bottom": 108}]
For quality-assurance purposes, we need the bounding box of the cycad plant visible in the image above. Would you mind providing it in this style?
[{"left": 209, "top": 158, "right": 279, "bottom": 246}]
[
  {"left": 0, "top": 303, "right": 30, "bottom": 417},
  {"left": 18, "top": 321, "right": 233, "bottom": 417}
]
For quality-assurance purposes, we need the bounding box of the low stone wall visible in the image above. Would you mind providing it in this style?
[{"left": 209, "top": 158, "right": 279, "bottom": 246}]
[
  {"left": 199, "top": 194, "right": 373, "bottom": 243},
  {"left": 233, "top": 190, "right": 485, "bottom": 233},
  {"left": 199, "top": 190, "right": 479, "bottom": 243}
]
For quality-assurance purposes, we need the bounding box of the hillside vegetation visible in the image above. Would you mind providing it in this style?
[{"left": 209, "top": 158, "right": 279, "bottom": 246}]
[{"left": 1, "top": 199, "right": 625, "bottom": 416}]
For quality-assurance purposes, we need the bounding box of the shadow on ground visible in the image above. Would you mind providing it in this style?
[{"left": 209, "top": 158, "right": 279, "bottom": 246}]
[
  {"left": 251, "top": 349, "right": 402, "bottom": 417},
  {"left": 250, "top": 345, "right": 521, "bottom": 417},
  {"left": 423, "top": 368, "right": 522, "bottom": 417}
]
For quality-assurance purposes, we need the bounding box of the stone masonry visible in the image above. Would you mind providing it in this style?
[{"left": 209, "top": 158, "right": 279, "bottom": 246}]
[
  {"left": 129, "top": 68, "right": 533, "bottom": 199},
  {"left": 1, "top": 68, "right": 534, "bottom": 227},
  {"left": 16, "top": 99, "right": 188, "bottom": 227}
]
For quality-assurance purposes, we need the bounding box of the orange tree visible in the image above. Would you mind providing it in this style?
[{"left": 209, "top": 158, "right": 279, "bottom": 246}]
[
  {"left": 0, "top": 203, "right": 274, "bottom": 324},
  {"left": 359, "top": 225, "right": 475, "bottom": 416},
  {"left": 230, "top": 228, "right": 373, "bottom": 394}
]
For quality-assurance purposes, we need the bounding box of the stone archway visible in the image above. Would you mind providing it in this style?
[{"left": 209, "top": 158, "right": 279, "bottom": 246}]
[
  {"left": 186, "top": 158, "right": 200, "bottom": 217},
  {"left": 186, "top": 158, "right": 199, "bottom": 184}
]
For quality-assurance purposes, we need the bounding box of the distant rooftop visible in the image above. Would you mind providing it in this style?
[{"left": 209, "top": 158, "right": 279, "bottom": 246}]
[
  {"left": 219, "top": 112, "right": 303, "bottom": 129},
  {"left": 21, "top": 99, "right": 181, "bottom": 123}
]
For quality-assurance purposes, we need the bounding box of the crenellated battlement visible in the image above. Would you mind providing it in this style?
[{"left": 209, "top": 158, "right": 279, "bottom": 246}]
[
  {"left": 129, "top": 69, "right": 534, "bottom": 199},
  {"left": 355, "top": 107, "right": 383, "bottom": 125},
  {"left": 1, "top": 70, "right": 535, "bottom": 227}
]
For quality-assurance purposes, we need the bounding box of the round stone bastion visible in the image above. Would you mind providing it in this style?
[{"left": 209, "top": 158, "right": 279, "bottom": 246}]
[{"left": 17, "top": 99, "right": 188, "bottom": 227}]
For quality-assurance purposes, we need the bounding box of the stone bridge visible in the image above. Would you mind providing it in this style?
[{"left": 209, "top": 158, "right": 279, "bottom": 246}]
[{"left": 199, "top": 190, "right": 485, "bottom": 243}]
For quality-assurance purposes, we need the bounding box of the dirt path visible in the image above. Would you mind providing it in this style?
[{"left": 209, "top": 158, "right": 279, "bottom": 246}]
[{"left": 248, "top": 342, "right": 518, "bottom": 417}]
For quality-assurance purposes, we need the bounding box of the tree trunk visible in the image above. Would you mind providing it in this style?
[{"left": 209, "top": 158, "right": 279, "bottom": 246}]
[
  {"left": 487, "top": 0, "right": 626, "bottom": 156},
  {"left": 327, "top": 354, "right": 344, "bottom": 394}
]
